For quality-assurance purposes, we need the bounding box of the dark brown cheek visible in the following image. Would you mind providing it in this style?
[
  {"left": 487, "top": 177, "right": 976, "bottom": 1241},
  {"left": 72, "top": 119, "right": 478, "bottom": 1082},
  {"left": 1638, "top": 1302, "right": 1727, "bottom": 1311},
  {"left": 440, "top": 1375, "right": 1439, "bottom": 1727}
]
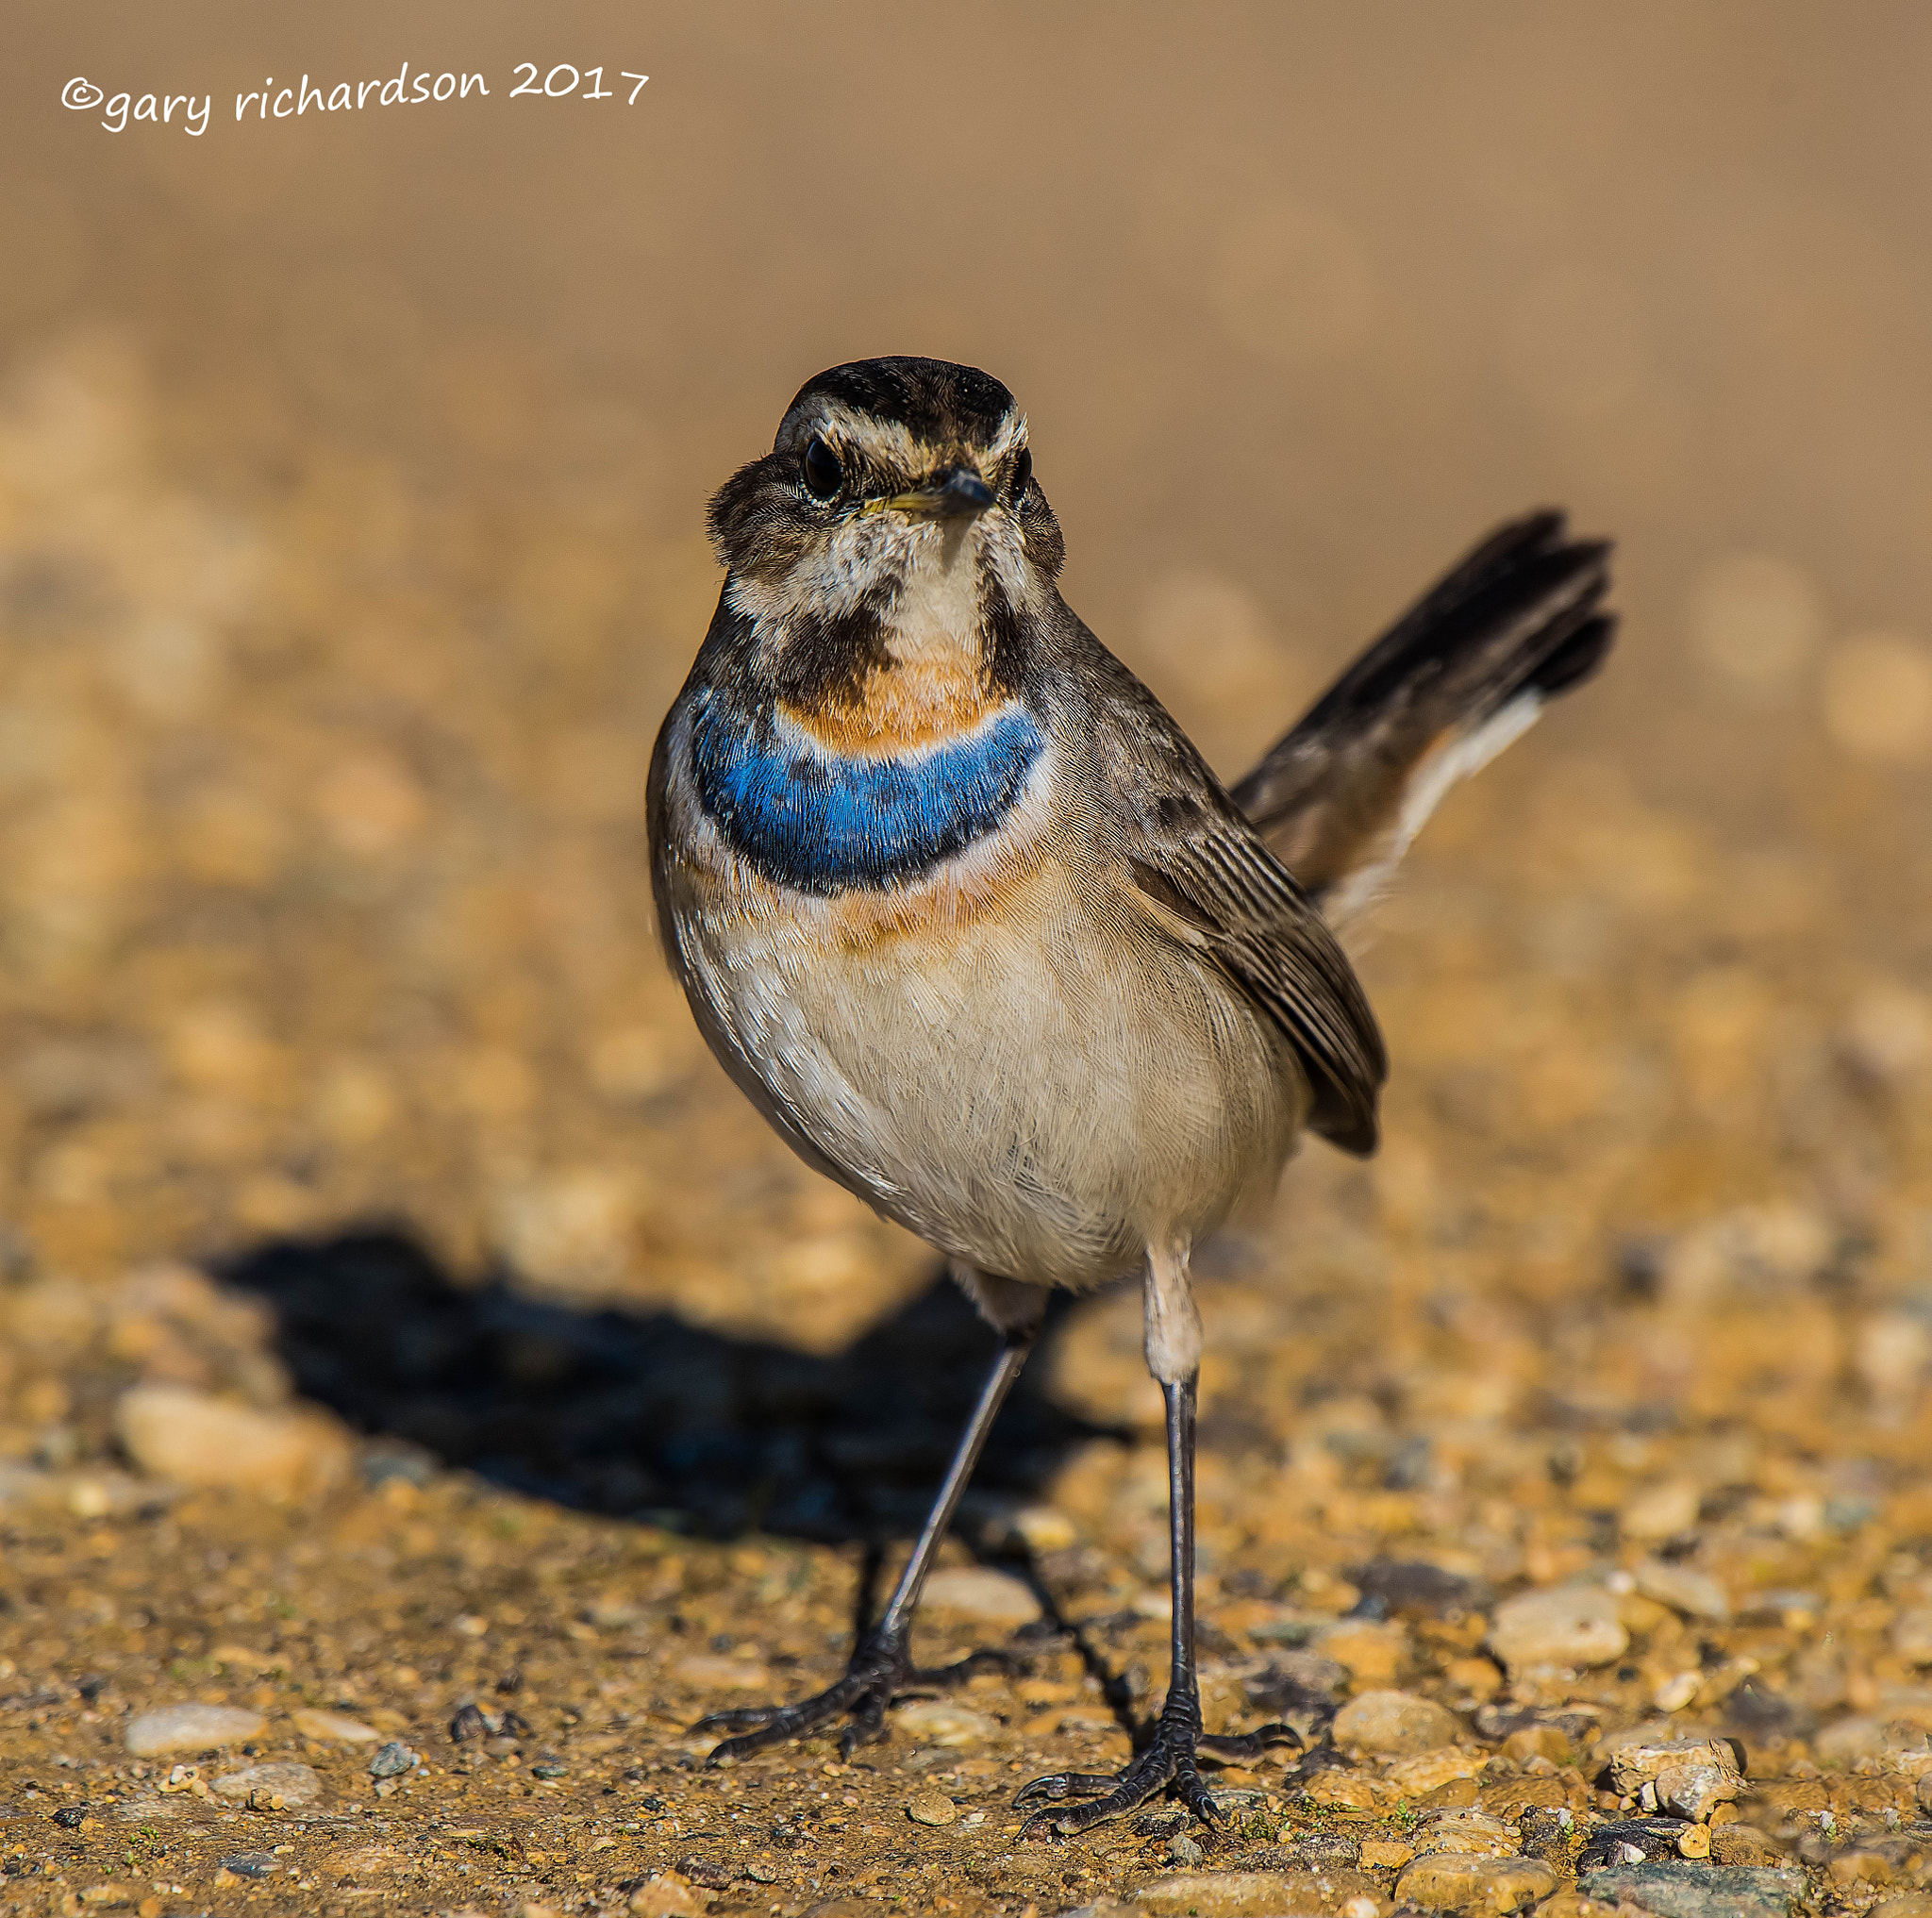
[
  {"left": 979, "top": 575, "right": 1032, "bottom": 699},
  {"left": 723, "top": 494, "right": 819, "bottom": 582},
  {"left": 1022, "top": 506, "right": 1066, "bottom": 579},
  {"left": 746, "top": 513, "right": 817, "bottom": 582},
  {"left": 769, "top": 594, "right": 897, "bottom": 710},
  {"left": 709, "top": 457, "right": 819, "bottom": 577}
]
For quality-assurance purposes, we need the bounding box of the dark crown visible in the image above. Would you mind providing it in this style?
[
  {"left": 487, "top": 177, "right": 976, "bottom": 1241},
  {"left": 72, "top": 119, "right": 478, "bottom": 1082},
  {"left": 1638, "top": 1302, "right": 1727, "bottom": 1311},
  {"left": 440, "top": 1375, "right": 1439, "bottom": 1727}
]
[{"left": 778, "top": 358, "right": 1017, "bottom": 451}]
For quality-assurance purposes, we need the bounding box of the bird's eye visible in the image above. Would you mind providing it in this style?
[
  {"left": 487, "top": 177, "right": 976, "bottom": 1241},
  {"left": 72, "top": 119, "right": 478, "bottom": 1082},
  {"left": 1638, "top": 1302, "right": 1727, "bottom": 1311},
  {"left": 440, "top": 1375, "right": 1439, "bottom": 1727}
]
[
  {"left": 1009, "top": 446, "right": 1033, "bottom": 509},
  {"left": 801, "top": 436, "right": 842, "bottom": 501}
]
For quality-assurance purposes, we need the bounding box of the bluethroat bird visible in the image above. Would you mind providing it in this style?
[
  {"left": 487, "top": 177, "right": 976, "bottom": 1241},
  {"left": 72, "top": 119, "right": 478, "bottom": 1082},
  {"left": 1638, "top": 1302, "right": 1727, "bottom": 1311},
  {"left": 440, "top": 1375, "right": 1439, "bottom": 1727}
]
[{"left": 648, "top": 357, "right": 1614, "bottom": 1837}]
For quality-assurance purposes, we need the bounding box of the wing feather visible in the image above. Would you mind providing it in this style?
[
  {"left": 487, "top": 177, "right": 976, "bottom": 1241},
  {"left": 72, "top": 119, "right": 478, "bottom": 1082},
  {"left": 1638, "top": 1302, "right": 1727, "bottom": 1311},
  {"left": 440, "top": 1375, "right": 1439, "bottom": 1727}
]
[
  {"left": 1077, "top": 623, "right": 1389, "bottom": 1156},
  {"left": 1119, "top": 802, "right": 1387, "bottom": 1156}
]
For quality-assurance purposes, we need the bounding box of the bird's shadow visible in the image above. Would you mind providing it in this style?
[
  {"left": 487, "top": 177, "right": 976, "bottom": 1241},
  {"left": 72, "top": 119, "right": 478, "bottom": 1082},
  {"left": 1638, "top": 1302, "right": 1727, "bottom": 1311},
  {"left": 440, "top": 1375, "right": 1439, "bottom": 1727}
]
[{"left": 217, "top": 1226, "right": 1122, "bottom": 1552}]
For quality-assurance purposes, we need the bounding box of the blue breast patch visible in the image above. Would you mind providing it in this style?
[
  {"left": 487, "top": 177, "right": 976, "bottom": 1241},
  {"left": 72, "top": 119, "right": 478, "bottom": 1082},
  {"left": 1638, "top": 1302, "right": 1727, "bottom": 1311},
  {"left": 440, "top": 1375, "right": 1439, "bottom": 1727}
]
[{"left": 689, "top": 693, "right": 1047, "bottom": 895}]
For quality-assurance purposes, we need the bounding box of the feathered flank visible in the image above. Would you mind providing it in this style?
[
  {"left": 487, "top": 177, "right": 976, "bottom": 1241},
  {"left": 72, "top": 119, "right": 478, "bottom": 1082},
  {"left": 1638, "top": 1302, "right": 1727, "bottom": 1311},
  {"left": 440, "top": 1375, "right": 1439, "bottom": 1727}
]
[
  {"left": 1070, "top": 626, "right": 1388, "bottom": 1156},
  {"left": 1231, "top": 511, "right": 1615, "bottom": 926},
  {"left": 1126, "top": 828, "right": 1386, "bottom": 1155}
]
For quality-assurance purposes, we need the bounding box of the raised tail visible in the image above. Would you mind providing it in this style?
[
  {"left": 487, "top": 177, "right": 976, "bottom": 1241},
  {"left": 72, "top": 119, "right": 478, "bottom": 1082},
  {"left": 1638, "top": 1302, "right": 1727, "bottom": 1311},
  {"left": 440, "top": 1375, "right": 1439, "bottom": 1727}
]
[{"left": 1230, "top": 510, "right": 1615, "bottom": 926}]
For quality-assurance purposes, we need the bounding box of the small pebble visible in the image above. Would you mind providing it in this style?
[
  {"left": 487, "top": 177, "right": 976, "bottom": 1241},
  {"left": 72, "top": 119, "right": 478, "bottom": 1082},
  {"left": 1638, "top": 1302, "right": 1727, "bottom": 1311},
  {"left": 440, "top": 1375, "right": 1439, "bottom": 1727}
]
[
  {"left": 1131, "top": 1870, "right": 1358, "bottom": 1916},
  {"left": 290, "top": 1707, "right": 382, "bottom": 1743},
  {"left": 1362, "top": 1838, "right": 1417, "bottom": 1870},
  {"left": 1579, "top": 1861, "right": 1806, "bottom": 1918},
  {"left": 211, "top": 1761, "right": 323, "bottom": 1808},
  {"left": 1816, "top": 1714, "right": 1904, "bottom": 1765},
  {"left": 1386, "top": 1744, "right": 1487, "bottom": 1796},
  {"left": 1654, "top": 1671, "right": 1703, "bottom": 1712},
  {"left": 1489, "top": 1586, "right": 1628, "bottom": 1675},
  {"left": 1267, "top": 1829, "right": 1359, "bottom": 1868},
  {"left": 1395, "top": 1853, "right": 1558, "bottom": 1916},
  {"left": 449, "top": 1701, "right": 490, "bottom": 1742},
  {"left": 1682, "top": 1777, "right": 1750, "bottom": 1832},
  {"left": 1421, "top": 1810, "right": 1524, "bottom": 1858},
  {"left": 905, "top": 1788, "right": 957, "bottom": 1826},
  {"left": 368, "top": 1741, "right": 417, "bottom": 1778},
  {"left": 125, "top": 1703, "right": 266, "bottom": 1757},
  {"left": 113, "top": 1383, "right": 351, "bottom": 1495},
  {"left": 1634, "top": 1559, "right": 1731, "bottom": 1623},
  {"left": 919, "top": 1564, "right": 1041, "bottom": 1624},
  {"left": 1619, "top": 1479, "right": 1702, "bottom": 1541},
  {"left": 1332, "top": 1689, "right": 1459, "bottom": 1755},
  {"left": 1006, "top": 1503, "right": 1077, "bottom": 1552},
  {"left": 1307, "top": 1771, "right": 1388, "bottom": 1810},
  {"left": 1607, "top": 1737, "right": 1740, "bottom": 1788},
  {"left": 1710, "top": 1826, "right": 1789, "bottom": 1868},
  {"left": 1608, "top": 1738, "right": 1743, "bottom": 1822}
]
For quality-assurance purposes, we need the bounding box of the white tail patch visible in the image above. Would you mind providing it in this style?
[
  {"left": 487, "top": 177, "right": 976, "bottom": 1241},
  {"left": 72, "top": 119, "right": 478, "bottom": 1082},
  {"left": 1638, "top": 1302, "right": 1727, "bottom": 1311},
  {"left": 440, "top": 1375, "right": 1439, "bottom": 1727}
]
[{"left": 1324, "top": 690, "right": 1543, "bottom": 928}]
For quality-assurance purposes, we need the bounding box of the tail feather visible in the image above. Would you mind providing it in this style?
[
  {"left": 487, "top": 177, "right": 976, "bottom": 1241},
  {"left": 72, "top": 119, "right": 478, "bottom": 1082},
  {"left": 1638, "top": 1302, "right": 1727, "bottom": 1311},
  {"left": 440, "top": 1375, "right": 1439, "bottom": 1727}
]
[{"left": 1231, "top": 510, "right": 1615, "bottom": 926}]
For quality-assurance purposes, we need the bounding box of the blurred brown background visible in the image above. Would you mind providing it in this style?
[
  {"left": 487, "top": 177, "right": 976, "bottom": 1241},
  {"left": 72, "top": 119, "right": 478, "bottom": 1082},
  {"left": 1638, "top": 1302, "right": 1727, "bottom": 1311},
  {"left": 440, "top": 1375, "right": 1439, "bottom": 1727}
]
[{"left": 3, "top": 2, "right": 1930, "bottom": 1399}]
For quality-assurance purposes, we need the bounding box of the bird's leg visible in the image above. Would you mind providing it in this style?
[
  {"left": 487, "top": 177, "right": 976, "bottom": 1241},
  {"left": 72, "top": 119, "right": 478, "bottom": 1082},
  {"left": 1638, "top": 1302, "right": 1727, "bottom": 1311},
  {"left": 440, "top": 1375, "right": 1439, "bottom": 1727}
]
[
  {"left": 1017, "top": 1243, "right": 1297, "bottom": 1837},
  {"left": 695, "top": 1322, "right": 1036, "bottom": 1763}
]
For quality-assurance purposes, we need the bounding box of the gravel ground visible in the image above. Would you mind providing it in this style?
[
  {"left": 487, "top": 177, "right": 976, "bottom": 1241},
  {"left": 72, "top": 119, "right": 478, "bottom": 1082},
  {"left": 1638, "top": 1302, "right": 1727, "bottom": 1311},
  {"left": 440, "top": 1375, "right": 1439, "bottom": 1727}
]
[{"left": 6, "top": 7, "right": 1932, "bottom": 1916}]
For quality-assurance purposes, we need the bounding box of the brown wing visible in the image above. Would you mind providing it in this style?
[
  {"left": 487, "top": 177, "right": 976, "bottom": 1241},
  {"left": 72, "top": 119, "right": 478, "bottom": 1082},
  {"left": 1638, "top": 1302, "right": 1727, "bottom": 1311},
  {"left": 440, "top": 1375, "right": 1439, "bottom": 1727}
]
[
  {"left": 1231, "top": 511, "right": 1615, "bottom": 925},
  {"left": 1071, "top": 611, "right": 1390, "bottom": 1157},
  {"left": 1126, "top": 820, "right": 1388, "bottom": 1157}
]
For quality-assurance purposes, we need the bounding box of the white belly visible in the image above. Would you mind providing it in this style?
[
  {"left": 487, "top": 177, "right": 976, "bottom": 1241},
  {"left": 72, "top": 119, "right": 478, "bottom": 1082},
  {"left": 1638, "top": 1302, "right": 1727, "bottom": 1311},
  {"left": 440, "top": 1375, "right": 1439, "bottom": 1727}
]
[{"left": 675, "top": 856, "right": 1302, "bottom": 1289}]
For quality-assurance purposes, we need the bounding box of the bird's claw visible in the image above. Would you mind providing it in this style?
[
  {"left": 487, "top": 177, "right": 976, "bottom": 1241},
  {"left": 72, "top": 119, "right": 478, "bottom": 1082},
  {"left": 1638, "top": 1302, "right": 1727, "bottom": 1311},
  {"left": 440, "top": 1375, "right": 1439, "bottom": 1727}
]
[
  {"left": 693, "top": 1631, "right": 1018, "bottom": 1764},
  {"left": 1014, "top": 1714, "right": 1298, "bottom": 1840}
]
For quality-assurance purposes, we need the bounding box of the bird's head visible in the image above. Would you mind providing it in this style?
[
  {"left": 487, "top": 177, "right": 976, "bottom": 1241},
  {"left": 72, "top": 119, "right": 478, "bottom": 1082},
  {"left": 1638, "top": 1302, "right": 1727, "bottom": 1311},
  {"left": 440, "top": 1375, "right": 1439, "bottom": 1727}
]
[{"left": 707, "top": 358, "right": 1063, "bottom": 707}]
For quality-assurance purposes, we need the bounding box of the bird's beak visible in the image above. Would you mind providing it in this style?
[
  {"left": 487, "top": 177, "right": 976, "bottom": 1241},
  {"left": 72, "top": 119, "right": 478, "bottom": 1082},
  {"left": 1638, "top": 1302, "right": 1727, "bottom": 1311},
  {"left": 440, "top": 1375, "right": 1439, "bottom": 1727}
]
[{"left": 873, "top": 467, "right": 997, "bottom": 520}]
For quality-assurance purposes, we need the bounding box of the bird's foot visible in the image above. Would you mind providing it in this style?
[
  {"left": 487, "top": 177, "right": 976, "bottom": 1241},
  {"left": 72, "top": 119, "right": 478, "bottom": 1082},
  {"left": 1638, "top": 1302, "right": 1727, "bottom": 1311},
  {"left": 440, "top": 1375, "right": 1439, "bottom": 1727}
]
[
  {"left": 1014, "top": 1705, "right": 1299, "bottom": 1840},
  {"left": 693, "top": 1628, "right": 1016, "bottom": 1764}
]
